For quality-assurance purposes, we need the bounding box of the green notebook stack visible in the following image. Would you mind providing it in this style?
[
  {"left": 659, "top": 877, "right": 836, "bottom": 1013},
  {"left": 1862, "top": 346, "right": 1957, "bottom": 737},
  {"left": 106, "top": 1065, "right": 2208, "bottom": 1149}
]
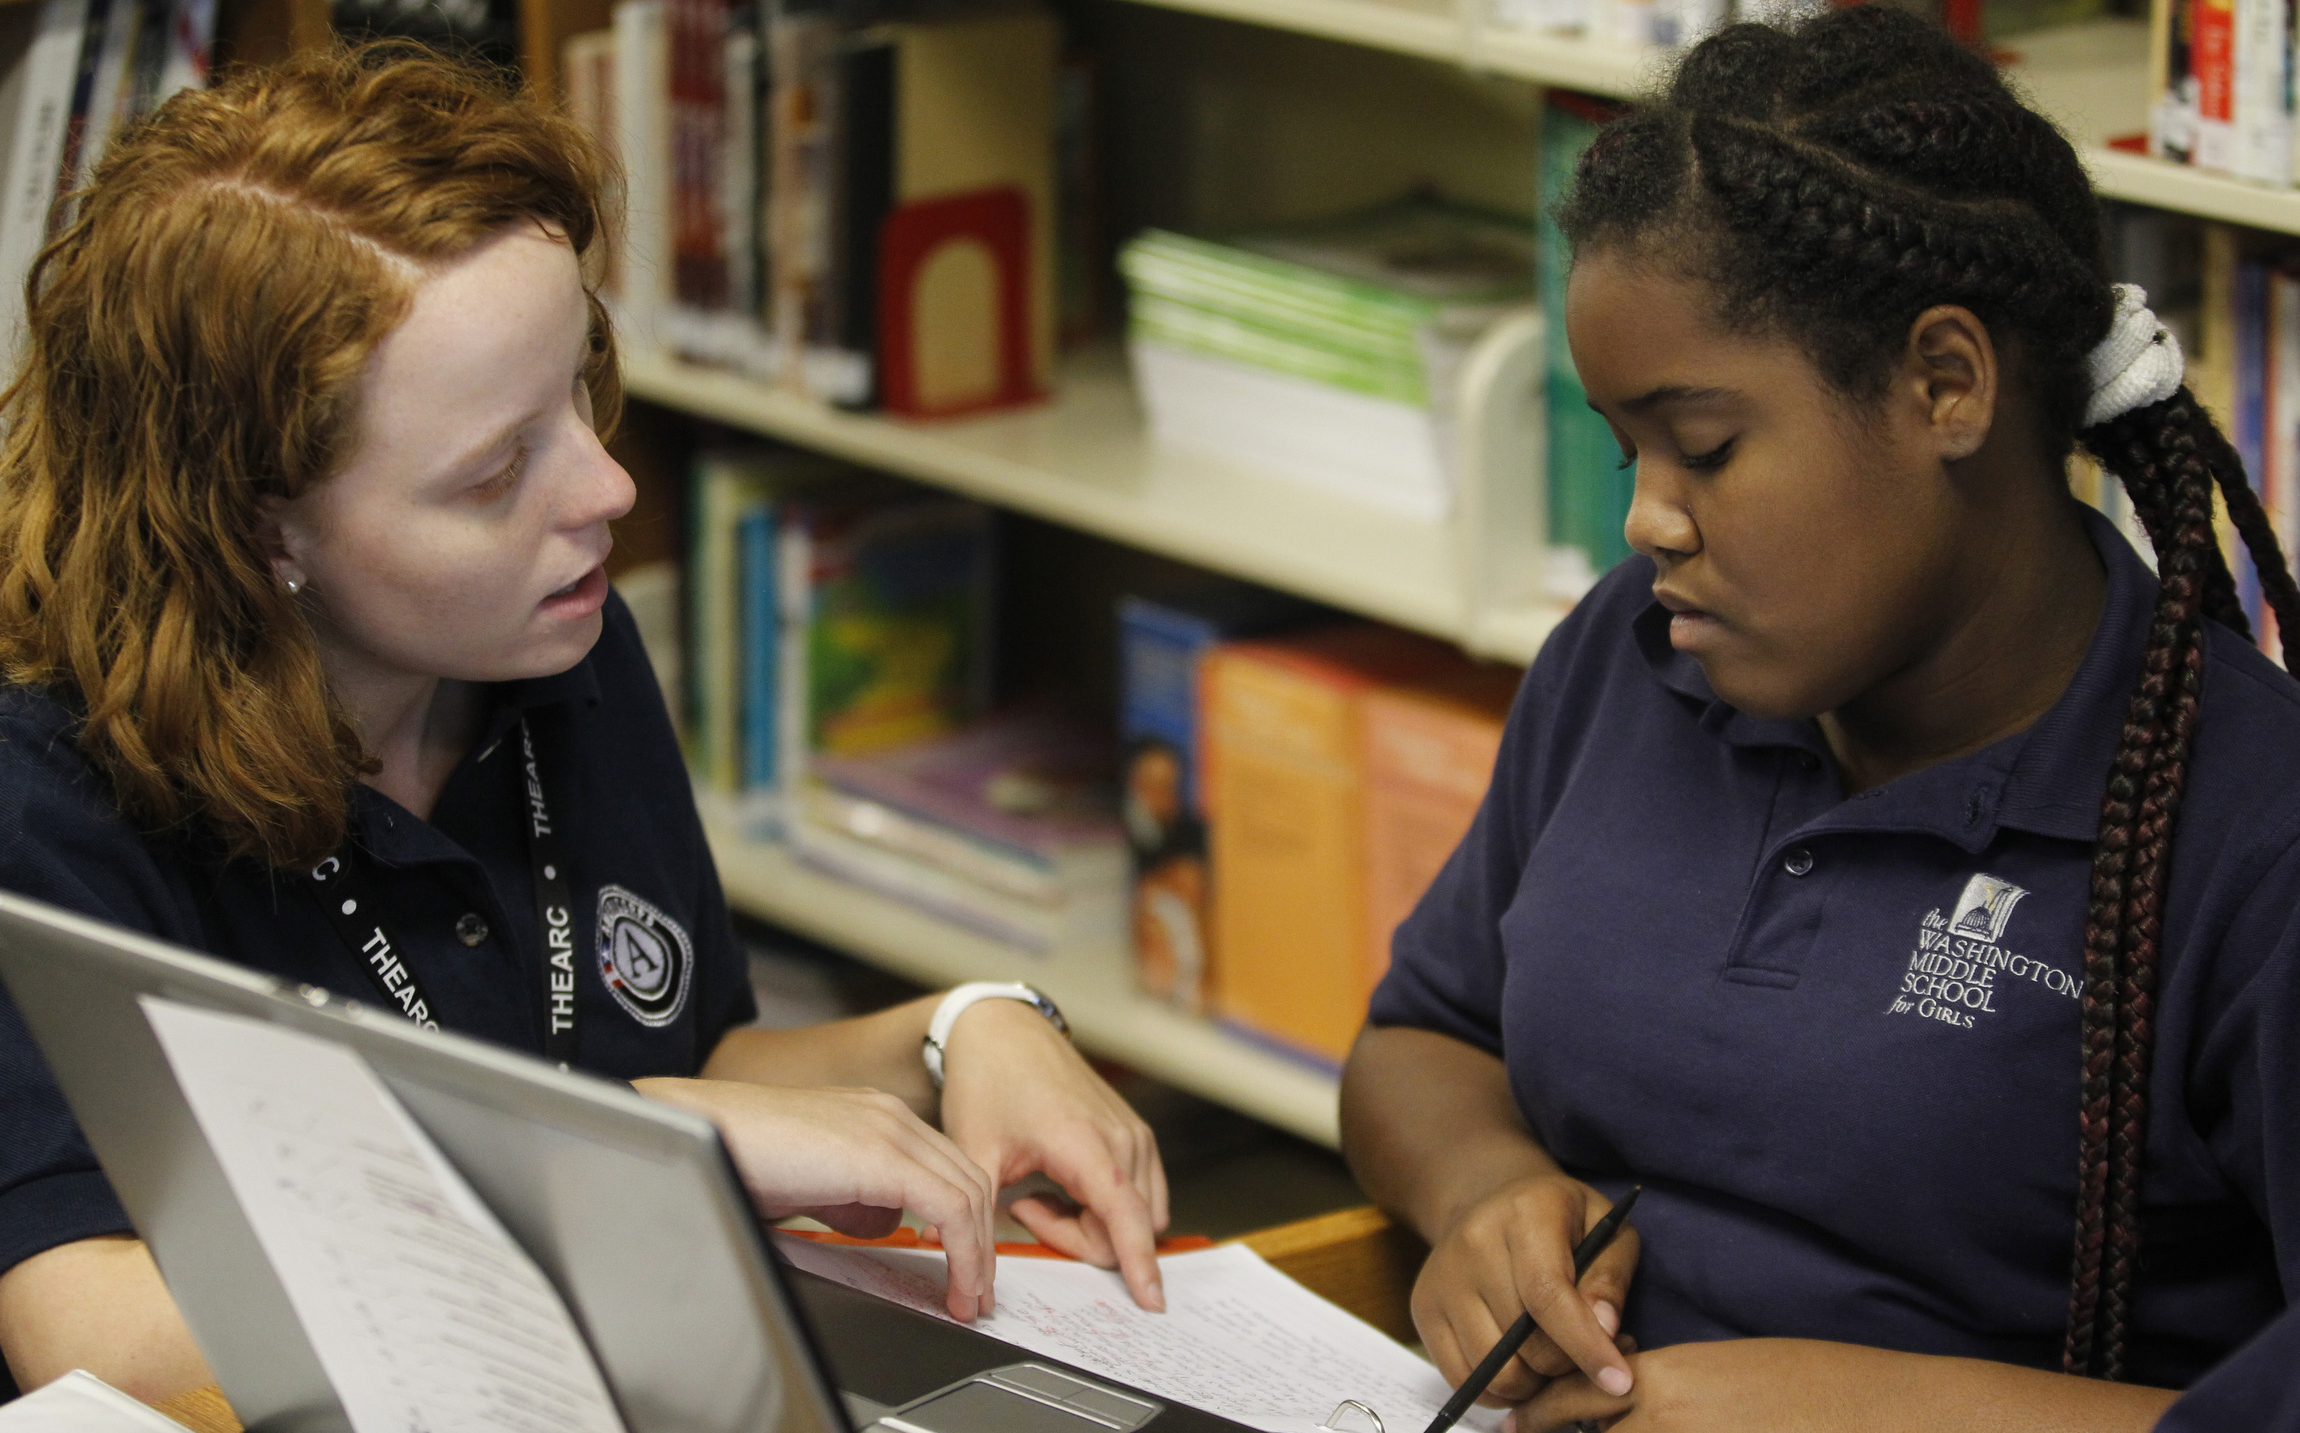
[
  {"left": 1539, "top": 92, "right": 1633, "bottom": 591},
  {"left": 1120, "top": 197, "right": 1535, "bottom": 521}
]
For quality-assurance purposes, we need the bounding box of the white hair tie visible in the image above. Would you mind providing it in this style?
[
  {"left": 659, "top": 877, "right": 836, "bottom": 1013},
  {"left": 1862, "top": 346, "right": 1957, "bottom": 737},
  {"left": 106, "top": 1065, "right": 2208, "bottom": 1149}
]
[{"left": 2082, "top": 282, "right": 2184, "bottom": 429}]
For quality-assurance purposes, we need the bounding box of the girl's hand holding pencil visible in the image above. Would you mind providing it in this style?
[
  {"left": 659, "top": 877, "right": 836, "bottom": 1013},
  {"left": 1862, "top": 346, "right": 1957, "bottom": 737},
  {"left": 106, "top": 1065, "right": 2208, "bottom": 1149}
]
[{"left": 1410, "top": 1176, "right": 1643, "bottom": 1414}]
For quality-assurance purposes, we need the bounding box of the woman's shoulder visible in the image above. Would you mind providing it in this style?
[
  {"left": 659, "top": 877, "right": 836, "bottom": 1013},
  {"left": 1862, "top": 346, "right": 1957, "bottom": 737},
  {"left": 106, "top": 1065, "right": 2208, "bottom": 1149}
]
[
  {"left": 0, "top": 680, "right": 202, "bottom": 939},
  {"left": 0, "top": 681, "right": 102, "bottom": 799}
]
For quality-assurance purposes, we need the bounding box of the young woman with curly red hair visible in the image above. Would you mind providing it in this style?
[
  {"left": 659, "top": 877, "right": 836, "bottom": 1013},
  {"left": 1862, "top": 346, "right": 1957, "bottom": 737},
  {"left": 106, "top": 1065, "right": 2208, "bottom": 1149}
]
[{"left": 0, "top": 44, "right": 1166, "bottom": 1405}]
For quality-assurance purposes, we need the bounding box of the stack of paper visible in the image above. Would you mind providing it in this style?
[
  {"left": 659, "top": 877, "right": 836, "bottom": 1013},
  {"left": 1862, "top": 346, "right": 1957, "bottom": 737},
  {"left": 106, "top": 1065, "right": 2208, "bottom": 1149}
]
[
  {"left": 1119, "top": 199, "right": 1535, "bottom": 521},
  {"left": 774, "top": 1233, "right": 1506, "bottom": 1433}
]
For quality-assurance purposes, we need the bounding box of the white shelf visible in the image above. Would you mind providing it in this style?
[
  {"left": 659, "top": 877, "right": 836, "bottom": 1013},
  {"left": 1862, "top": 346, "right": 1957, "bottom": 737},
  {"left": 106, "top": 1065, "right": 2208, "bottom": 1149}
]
[
  {"left": 623, "top": 345, "right": 1568, "bottom": 665},
  {"left": 700, "top": 802, "right": 1344, "bottom": 1147},
  {"left": 1112, "top": 1, "right": 2300, "bottom": 237}
]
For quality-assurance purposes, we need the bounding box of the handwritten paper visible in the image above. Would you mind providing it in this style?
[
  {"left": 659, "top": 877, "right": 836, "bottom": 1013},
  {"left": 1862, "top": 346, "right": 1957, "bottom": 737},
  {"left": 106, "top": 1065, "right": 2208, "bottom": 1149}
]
[
  {"left": 141, "top": 998, "right": 629, "bottom": 1433},
  {"left": 774, "top": 1234, "right": 1505, "bottom": 1433}
]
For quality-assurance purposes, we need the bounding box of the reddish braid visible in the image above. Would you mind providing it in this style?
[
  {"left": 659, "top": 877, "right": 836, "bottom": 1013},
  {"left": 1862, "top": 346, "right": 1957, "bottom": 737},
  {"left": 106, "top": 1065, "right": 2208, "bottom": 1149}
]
[{"left": 1561, "top": 5, "right": 2300, "bottom": 1381}]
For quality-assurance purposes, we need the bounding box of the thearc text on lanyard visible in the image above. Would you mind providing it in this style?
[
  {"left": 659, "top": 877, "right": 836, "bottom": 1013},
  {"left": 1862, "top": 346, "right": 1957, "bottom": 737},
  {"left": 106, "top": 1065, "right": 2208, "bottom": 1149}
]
[{"left": 305, "top": 716, "right": 580, "bottom": 1066}]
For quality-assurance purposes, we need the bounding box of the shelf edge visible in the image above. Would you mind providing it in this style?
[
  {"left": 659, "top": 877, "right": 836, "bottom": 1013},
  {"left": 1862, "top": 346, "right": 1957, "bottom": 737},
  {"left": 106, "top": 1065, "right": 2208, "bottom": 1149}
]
[{"left": 702, "top": 811, "right": 1344, "bottom": 1146}]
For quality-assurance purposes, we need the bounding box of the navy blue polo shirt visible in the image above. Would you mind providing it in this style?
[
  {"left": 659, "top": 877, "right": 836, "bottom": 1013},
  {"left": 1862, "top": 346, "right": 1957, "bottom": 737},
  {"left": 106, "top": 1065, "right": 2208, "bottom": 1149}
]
[
  {"left": 2157, "top": 1302, "right": 2300, "bottom": 1430},
  {"left": 0, "top": 592, "right": 755, "bottom": 1389},
  {"left": 1371, "top": 506, "right": 2300, "bottom": 1389}
]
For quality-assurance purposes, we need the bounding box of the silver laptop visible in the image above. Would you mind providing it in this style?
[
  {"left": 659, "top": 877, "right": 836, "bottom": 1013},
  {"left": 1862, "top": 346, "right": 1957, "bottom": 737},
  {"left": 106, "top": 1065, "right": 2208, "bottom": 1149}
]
[{"left": 0, "top": 889, "right": 1235, "bottom": 1433}]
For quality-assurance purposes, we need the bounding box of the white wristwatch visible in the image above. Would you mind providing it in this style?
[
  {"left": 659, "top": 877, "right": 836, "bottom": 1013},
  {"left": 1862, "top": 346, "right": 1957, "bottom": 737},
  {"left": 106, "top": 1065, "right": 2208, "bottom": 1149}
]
[{"left": 922, "top": 981, "right": 1069, "bottom": 1088}]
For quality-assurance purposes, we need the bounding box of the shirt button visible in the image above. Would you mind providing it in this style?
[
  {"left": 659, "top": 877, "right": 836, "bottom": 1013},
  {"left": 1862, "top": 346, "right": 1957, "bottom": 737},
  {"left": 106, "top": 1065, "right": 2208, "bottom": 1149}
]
[
  {"left": 1783, "top": 848, "right": 1815, "bottom": 877},
  {"left": 455, "top": 913, "right": 490, "bottom": 947}
]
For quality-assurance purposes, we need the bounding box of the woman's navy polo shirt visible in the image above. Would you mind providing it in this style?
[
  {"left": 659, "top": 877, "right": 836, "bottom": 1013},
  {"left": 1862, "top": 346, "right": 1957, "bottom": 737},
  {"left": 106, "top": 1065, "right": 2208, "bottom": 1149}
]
[
  {"left": 0, "top": 593, "right": 756, "bottom": 1309},
  {"left": 1371, "top": 506, "right": 2300, "bottom": 1388}
]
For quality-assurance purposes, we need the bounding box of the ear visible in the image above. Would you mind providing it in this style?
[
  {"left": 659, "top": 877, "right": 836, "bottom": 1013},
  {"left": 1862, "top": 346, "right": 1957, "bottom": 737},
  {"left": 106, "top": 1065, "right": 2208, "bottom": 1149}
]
[
  {"left": 257, "top": 492, "right": 310, "bottom": 594},
  {"left": 1896, "top": 304, "right": 1997, "bottom": 463}
]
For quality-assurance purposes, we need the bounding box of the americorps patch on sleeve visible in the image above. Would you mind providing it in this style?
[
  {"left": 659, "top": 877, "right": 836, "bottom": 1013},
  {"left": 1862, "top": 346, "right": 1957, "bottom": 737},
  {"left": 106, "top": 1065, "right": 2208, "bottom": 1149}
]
[{"left": 596, "top": 884, "right": 693, "bottom": 1028}]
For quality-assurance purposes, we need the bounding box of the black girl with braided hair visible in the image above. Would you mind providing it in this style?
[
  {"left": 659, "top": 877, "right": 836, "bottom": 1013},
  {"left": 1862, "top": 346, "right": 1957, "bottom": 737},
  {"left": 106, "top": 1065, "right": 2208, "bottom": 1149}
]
[{"left": 1342, "top": 6, "right": 2300, "bottom": 1430}]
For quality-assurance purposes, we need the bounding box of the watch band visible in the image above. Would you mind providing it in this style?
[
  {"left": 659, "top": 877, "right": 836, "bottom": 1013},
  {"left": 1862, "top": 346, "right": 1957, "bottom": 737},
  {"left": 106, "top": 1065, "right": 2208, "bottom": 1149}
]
[{"left": 922, "top": 981, "right": 1069, "bottom": 1088}]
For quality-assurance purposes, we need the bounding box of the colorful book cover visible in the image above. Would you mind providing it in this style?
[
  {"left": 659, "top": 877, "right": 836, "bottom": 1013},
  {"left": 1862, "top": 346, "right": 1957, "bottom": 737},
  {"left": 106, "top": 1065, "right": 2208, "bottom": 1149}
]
[
  {"left": 777, "top": 490, "right": 994, "bottom": 796},
  {"left": 1118, "top": 587, "right": 1320, "bottom": 1013},
  {"left": 796, "top": 704, "right": 1126, "bottom": 954}
]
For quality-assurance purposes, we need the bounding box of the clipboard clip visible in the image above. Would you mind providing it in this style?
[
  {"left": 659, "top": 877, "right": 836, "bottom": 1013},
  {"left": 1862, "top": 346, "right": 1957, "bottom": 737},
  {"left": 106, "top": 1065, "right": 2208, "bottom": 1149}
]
[{"left": 1319, "top": 1400, "right": 1385, "bottom": 1433}]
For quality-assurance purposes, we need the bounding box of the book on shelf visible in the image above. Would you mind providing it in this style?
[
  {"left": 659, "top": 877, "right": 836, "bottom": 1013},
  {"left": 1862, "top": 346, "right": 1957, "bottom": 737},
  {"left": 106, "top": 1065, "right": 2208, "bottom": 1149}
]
[
  {"left": 1198, "top": 624, "right": 1470, "bottom": 1068},
  {"left": 2149, "top": 0, "right": 2298, "bottom": 186},
  {"left": 1118, "top": 196, "right": 1536, "bottom": 523},
  {"left": 1539, "top": 91, "right": 1631, "bottom": 597},
  {"left": 1118, "top": 585, "right": 1323, "bottom": 1015},
  {"left": 775, "top": 484, "right": 995, "bottom": 797},
  {"left": 788, "top": 705, "right": 1128, "bottom": 954},
  {"left": 685, "top": 451, "right": 994, "bottom": 806},
  {"left": 685, "top": 446, "right": 843, "bottom": 794},
  {"left": 0, "top": 0, "right": 210, "bottom": 371},
  {"left": 580, "top": 0, "right": 1055, "bottom": 413},
  {"left": 1359, "top": 666, "right": 1518, "bottom": 994}
]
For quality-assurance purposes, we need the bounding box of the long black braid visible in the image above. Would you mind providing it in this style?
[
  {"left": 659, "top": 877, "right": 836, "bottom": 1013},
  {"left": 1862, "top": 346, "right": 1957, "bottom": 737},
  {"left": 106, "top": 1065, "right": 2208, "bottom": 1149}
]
[{"left": 1559, "top": 5, "right": 2300, "bottom": 1381}]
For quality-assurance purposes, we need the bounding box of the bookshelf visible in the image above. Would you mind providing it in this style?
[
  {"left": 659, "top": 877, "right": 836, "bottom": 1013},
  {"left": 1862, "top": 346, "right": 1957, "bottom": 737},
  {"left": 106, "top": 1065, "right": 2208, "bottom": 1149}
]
[
  {"left": 696, "top": 799, "right": 1345, "bottom": 1146},
  {"left": 204, "top": 0, "right": 2299, "bottom": 1145},
  {"left": 624, "top": 340, "right": 1567, "bottom": 667}
]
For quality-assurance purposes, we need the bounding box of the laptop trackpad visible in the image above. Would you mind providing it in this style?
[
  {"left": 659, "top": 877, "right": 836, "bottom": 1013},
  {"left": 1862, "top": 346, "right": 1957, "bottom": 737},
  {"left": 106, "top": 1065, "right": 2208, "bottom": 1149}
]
[{"left": 875, "top": 1365, "right": 1160, "bottom": 1433}]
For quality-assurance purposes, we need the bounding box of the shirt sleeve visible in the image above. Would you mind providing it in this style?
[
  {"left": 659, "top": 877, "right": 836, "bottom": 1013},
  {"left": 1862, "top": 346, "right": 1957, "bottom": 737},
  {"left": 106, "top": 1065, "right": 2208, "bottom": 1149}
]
[
  {"left": 2155, "top": 1304, "right": 2300, "bottom": 1433},
  {"left": 0, "top": 704, "right": 206, "bottom": 1276},
  {"left": 2183, "top": 821, "right": 2300, "bottom": 1316}
]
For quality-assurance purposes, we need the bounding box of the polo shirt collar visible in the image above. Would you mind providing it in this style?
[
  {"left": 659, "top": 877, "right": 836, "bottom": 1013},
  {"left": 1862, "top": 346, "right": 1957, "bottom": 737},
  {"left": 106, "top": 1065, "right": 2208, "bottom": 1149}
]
[
  {"left": 472, "top": 653, "right": 605, "bottom": 761},
  {"left": 1993, "top": 505, "right": 2155, "bottom": 843},
  {"left": 1635, "top": 504, "right": 2155, "bottom": 848},
  {"left": 354, "top": 651, "right": 605, "bottom": 866}
]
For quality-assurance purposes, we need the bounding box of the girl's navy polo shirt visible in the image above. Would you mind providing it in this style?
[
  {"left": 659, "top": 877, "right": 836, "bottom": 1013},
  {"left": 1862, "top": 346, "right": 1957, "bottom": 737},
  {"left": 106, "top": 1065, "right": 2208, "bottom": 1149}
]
[
  {"left": 2158, "top": 1301, "right": 2300, "bottom": 1431},
  {"left": 1371, "top": 507, "right": 2300, "bottom": 1389},
  {"left": 0, "top": 594, "right": 757, "bottom": 1330}
]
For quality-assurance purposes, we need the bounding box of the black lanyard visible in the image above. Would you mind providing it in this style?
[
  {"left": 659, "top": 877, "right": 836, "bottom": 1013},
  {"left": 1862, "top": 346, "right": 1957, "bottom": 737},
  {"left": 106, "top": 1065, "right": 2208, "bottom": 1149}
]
[{"left": 306, "top": 717, "right": 579, "bottom": 1066}]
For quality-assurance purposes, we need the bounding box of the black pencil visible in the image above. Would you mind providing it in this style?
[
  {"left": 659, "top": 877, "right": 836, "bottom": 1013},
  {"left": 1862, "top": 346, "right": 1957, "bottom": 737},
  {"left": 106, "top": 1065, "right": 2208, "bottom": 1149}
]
[{"left": 1417, "top": 1185, "right": 1642, "bottom": 1433}]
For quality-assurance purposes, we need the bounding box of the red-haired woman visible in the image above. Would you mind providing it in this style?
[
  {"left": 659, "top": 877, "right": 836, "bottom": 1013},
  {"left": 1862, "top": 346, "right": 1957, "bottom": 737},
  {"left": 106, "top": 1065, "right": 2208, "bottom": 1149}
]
[{"left": 0, "top": 46, "right": 1165, "bottom": 1405}]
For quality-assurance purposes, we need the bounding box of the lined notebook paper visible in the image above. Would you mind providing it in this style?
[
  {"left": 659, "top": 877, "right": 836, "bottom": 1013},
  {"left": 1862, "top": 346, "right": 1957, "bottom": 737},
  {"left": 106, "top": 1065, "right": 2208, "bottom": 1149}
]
[{"left": 774, "top": 1233, "right": 1505, "bottom": 1433}]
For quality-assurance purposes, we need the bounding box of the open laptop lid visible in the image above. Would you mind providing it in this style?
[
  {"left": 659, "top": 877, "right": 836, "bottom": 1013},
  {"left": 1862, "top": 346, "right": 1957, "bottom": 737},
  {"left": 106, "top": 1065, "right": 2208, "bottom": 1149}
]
[{"left": 0, "top": 888, "right": 849, "bottom": 1433}]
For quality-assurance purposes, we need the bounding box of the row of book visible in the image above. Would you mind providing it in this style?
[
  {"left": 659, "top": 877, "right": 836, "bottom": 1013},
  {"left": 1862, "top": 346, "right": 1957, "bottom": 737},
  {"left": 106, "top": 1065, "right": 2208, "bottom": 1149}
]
[
  {"left": 1120, "top": 591, "right": 1519, "bottom": 1067},
  {"left": 2150, "top": 0, "right": 2300, "bottom": 188},
  {"left": 680, "top": 445, "right": 1524, "bottom": 1065},
  {"left": 0, "top": 0, "right": 214, "bottom": 365},
  {"left": 1119, "top": 197, "right": 1536, "bottom": 525},
  {"left": 687, "top": 448, "right": 1138, "bottom": 954},
  {"left": 564, "top": 0, "right": 1069, "bottom": 417},
  {"left": 2112, "top": 209, "right": 2300, "bottom": 654},
  {"left": 1490, "top": 0, "right": 2100, "bottom": 49}
]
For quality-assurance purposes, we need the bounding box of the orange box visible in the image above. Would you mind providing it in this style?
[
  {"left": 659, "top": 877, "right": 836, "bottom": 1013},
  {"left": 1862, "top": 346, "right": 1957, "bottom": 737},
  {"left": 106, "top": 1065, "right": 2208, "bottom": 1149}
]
[
  {"left": 1199, "top": 626, "right": 1457, "bottom": 1063},
  {"left": 1360, "top": 668, "right": 1518, "bottom": 992}
]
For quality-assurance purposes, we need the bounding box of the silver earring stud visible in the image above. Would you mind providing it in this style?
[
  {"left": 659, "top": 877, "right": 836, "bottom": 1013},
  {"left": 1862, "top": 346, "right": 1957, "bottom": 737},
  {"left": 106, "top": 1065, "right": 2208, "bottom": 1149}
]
[{"left": 285, "top": 577, "right": 302, "bottom": 595}]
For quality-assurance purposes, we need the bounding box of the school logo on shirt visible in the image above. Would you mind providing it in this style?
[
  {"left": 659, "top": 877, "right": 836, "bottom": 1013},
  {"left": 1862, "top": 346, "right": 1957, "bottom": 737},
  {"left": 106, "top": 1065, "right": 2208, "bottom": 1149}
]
[
  {"left": 596, "top": 884, "right": 693, "bottom": 1028},
  {"left": 1886, "top": 872, "right": 2076, "bottom": 1031}
]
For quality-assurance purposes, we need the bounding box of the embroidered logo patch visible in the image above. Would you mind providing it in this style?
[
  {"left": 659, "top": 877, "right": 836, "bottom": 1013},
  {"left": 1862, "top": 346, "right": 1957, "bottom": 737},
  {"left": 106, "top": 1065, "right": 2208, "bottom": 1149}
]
[
  {"left": 1886, "top": 872, "right": 2074, "bottom": 1031},
  {"left": 596, "top": 884, "right": 692, "bottom": 1028},
  {"left": 1947, "top": 873, "right": 2028, "bottom": 942}
]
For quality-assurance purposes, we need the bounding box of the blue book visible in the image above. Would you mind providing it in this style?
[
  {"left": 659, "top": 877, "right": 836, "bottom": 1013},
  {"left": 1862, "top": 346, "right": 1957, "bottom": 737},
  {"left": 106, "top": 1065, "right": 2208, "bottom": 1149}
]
[
  {"left": 1118, "top": 586, "right": 1319, "bottom": 1009},
  {"left": 739, "top": 503, "right": 780, "bottom": 791}
]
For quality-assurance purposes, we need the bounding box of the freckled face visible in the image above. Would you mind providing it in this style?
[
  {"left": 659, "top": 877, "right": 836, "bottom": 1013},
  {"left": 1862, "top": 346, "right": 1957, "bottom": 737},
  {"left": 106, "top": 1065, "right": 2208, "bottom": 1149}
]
[
  {"left": 274, "top": 224, "right": 634, "bottom": 686},
  {"left": 1566, "top": 249, "right": 1974, "bottom": 721}
]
